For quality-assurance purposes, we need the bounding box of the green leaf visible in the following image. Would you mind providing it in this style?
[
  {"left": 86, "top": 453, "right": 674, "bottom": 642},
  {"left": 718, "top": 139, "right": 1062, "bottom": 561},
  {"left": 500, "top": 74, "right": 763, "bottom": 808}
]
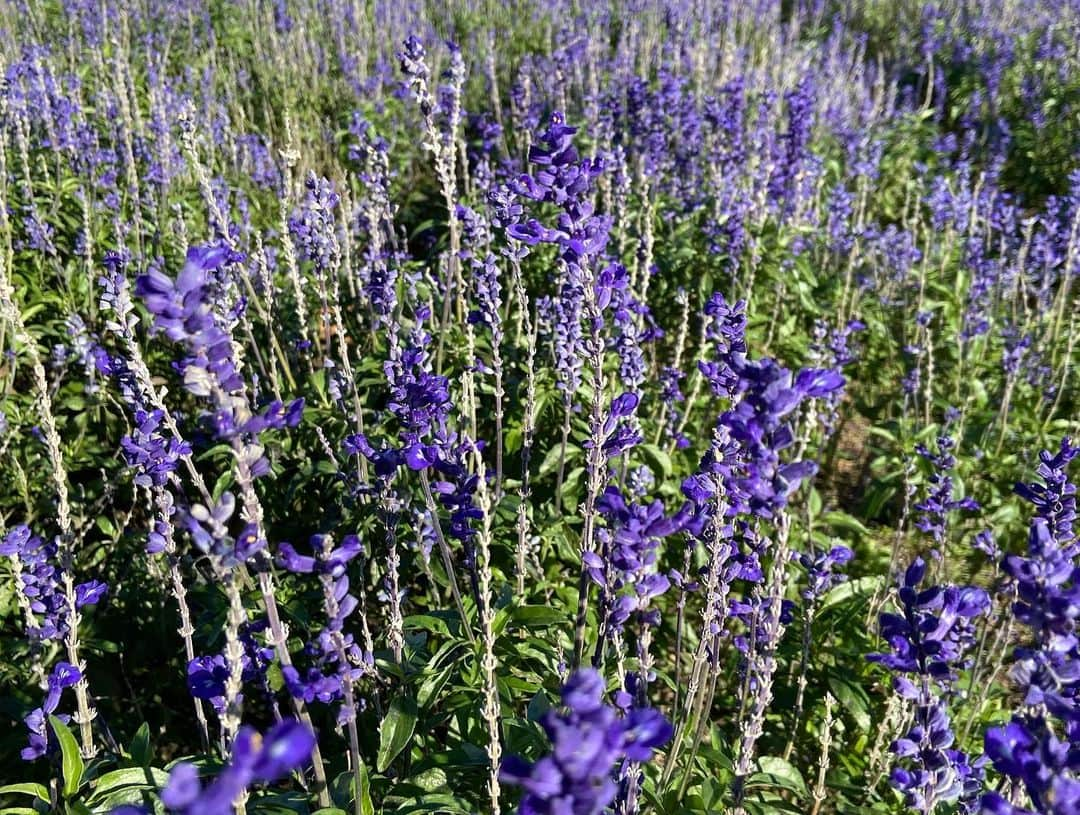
[
  {"left": 504, "top": 427, "right": 523, "bottom": 455},
  {"left": 403, "top": 613, "right": 453, "bottom": 637},
  {"left": 128, "top": 722, "right": 151, "bottom": 767},
  {"left": 828, "top": 674, "right": 872, "bottom": 732},
  {"left": 49, "top": 715, "right": 84, "bottom": 797},
  {"left": 822, "top": 511, "right": 871, "bottom": 537},
  {"left": 377, "top": 695, "right": 418, "bottom": 772},
  {"left": 639, "top": 444, "right": 672, "bottom": 479},
  {"left": 752, "top": 755, "right": 808, "bottom": 798},
  {"left": 559, "top": 466, "right": 584, "bottom": 505},
  {"left": 407, "top": 766, "right": 448, "bottom": 792},
  {"left": 358, "top": 758, "right": 375, "bottom": 815},
  {"left": 416, "top": 665, "right": 454, "bottom": 709},
  {"left": 819, "top": 575, "right": 884, "bottom": 614},
  {"left": 509, "top": 605, "right": 565, "bottom": 628},
  {"left": 87, "top": 767, "right": 169, "bottom": 802},
  {"left": 527, "top": 690, "right": 552, "bottom": 722},
  {"left": 539, "top": 443, "right": 579, "bottom": 478},
  {"left": 87, "top": 785, "right": 155, "bottom": 813},
  {"left": 0, "top": 783, "right": 48, "bottom": 803}
]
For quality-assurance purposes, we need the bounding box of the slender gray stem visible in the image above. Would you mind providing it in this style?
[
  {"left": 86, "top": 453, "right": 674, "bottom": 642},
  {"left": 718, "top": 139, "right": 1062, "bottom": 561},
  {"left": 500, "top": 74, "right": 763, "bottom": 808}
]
[{"left": 418, "top": 470, "right": 476, "bottom": 644}]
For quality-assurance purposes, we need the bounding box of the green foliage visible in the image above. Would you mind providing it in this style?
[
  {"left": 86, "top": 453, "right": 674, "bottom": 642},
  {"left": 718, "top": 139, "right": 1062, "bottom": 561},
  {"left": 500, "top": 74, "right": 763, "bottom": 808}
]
[{"left": 0, "top": 2, "right": 1077, "bottom": 814}]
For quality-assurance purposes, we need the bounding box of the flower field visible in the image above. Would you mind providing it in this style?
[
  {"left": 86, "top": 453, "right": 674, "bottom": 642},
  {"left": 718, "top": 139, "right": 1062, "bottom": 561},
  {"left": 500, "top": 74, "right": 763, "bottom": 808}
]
[{"left": 0, "top": 2, "right": 1078, "bottom": 814}]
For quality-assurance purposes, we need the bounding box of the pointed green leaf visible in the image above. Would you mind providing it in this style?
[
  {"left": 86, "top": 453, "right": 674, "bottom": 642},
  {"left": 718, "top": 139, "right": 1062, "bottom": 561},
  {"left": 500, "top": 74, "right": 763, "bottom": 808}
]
[
  {"left": 752, "top": 755, "right": 808, "bottom": 798},
  {"left": 358, "top": 757, "right": 375, "bottom": 815},
  {"left": 87, "top": 767, "right": 169, "bottom": 802},
  {"left": 639, "top": 444, "right": 672, "bottom": 479},
  {"left": 128, "top": 722, "right": 151, "bottom": 767},
  {"left": 377, "top": 696, "right": 418, "bottom": 772},
  {"left": 49, "top": 715, "right": 84, "bottom": 797},
  {"left": 0, "top": 783, "right": 49, "bottom": 803}
]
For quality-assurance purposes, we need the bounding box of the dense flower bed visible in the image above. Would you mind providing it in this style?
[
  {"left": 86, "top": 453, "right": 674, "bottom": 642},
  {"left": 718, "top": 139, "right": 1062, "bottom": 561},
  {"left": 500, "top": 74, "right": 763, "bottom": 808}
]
[{"left": 0, "top": 2, "right": 1078, "bottom": 814}]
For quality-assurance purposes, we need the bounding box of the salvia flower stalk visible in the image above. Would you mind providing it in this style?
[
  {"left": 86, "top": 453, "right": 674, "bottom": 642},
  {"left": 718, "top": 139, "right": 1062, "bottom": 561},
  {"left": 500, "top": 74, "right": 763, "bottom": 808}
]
[{"left": 500, "top": 669, "right": 671, "bottom": 815}]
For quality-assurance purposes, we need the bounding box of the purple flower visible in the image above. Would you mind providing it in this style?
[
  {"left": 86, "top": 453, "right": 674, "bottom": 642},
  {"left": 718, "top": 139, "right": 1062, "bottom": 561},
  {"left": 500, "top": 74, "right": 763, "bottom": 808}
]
[
  {"left": 914, "top": 435, "right": 979, "bottom": 546},
  {"left": 584, "top": 393, "right": 643, "bottom": 460},
  {"left": 161, "top": 720, "right": 315, "bottom": 815},
  {"left": 501, "top": 669, "right": 671, "bottom": 815},
  {"left": 277, "top": 532, "right": 368, "bottom": 713},
  {"left": 591, "top": 487, "right": 685, "bottom": 636},
  {"left": 135, "top": 247, "right": 301, "bottom": 453},
  {"left": 289, "top": 173, "right": 340, "bottom": 273},
  {"left": 981, "top": 718, "right": 1080, "bottom": 815},
  {"left": 867, "top": 558, "right": 989, "bottom": 810},
  {"left": 120, "top": 409, "right": 191, "bottom": 487},
  {"left": 278, "top": 534, "right": 363, "bottom": 578},
  {"left": 981, "top": 438, "right": 1080, "bottom": 812},
  {"left": 1014, "top": 437, "right": 1078, "bottom": 548},
  {"left": 1, "top": 525, "right": 104, "bottom": 644},
  {"left": 799, "top": 544, "right": 853, "bottom": 601},
  {"left": 21, "top": 661, "right": 82, "bottom": 760}
]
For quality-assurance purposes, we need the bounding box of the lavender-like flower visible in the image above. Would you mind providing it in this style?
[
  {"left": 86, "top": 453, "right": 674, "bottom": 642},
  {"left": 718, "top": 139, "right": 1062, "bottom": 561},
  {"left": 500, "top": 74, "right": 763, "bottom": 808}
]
[
  {"left": 1, "top": 525, "right": 105, "bottom": 760},
  {"left": 120, "top": 408, "right": 191, "bottom": 488},
  {"left": 20, "top": 661, "right": 82, "bottom": 760},
  {"left": 697, "top": 292, "right": 844, "bottom": 519},
  {"left": 914, "top": 435, "right": 979, "bottom": 550},
  {"left": 978, "top": 439, "right": 1080, "bottom": 813},
  {"left": 135, "top": 244, "right": 303, "bottom": 448},
  {"left": 799, "top": 544, "right": 854, "bottom": 601},
  {"left": 501, "top": 112, "right": 611, "bottom": 402},
  {"left": 1013, "top": 437, "right": 1078, "bottom": 551},
  {"left": 112, "top": 720, "right": 316, "bottom": 815},
  {"left": 277, "top": 534, "right": 370, "bottom": 715},
  {"left": 587, "top": 486, "right": 683, "bottom": 650},
  {"left": 289, "top": 173, "right": 341, "bottom": 274},
  {"left": 867, "top": 557, "right": 989, "bottom": 812},
  {"left": 980, "top": 717, "right": 1080, "bottom": 815},
  {"left": 187, "top": 619, "right": 275, "bottom": 716},
  {"left": 1, "top": 525, "right": 105, "bottom": 644},
  {"left": 500, "top": 669, "right": 671, "bottom": 815}
]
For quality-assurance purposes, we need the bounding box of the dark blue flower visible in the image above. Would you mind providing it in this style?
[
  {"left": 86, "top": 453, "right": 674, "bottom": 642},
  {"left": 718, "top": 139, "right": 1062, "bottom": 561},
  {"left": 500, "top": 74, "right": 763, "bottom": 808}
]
[
  {"left": 161, "top": 720, "right": 315, "bottom": 815},
  {"left": 500, "top": 669, "right": 670, "bottom": 815}
]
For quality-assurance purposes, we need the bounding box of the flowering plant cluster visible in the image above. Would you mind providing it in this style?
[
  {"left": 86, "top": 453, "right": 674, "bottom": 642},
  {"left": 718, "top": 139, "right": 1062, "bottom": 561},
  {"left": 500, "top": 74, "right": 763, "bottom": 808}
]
[
  {"left": 0, "top": 3, "right": 1078, "bottom": 815},
  {"left": 500, "top": 669, "right": 672, "bottom": 815}
]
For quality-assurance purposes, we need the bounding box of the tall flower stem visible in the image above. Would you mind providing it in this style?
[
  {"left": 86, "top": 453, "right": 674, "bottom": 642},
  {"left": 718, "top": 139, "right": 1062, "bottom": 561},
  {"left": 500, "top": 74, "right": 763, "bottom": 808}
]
[
  {"left": 732, "top": 514, "right": 793, "bottom": 814},
  {"left": 155, "top": 487, "right": 211, "bottom": 752},
  {"left": 317, "top": 540, "right": 365, "bottom": 815},
  {"left": 555, "top": 396, "right": 573, "bottom": 514},
  {"left": 418, "top": 470, "right": 476, "bottom": 644},
  {"left": 782, "top": 600, "right": 816, "bottom": 762},
  {"left": 224, "top": 415, "right": 332, "bottom": 806},
  {"left": 571, "top": 282, "right": 607, "bottom": 671},
  {"left": 256, "top": 570, "right": 331, "bottom": 806},
  {"left": 383, "top": 504, "right": 406, "bottom": 664},
  {"left": 221, "top": 572, "right": 247, "bottom": 751},
  {"left": 0, "top": 245, "right": 96, "bottom": 758},
  {"left": 516, "top": 304, "right": 538, "bottom": 598},
  {"left": 662, "top": 468, "right": 731, "bottom": 798},
  {"left": 473, "top": 454, "right": 502, "bottom": 815},
  {"left": 809, "top": 694, "right": 836, "bottom": 815}
]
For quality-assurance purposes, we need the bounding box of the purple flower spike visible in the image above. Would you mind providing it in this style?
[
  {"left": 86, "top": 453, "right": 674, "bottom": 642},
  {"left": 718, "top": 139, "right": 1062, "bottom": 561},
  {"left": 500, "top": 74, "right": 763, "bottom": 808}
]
[
  {"left": 980, "top": 439, "right": 1080, "bottom": 813},
  {"left": 501, "top": 669, "right": 670, "bottom": 815},
  {"left": 867, "top": 555, "right": 989, "bottom": 811},
  {"left": 610, "top": 392, "right": 639, "bottom": 419},
  {"left": 160, "top": 720, "right": 315, "bottom": 815}
]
